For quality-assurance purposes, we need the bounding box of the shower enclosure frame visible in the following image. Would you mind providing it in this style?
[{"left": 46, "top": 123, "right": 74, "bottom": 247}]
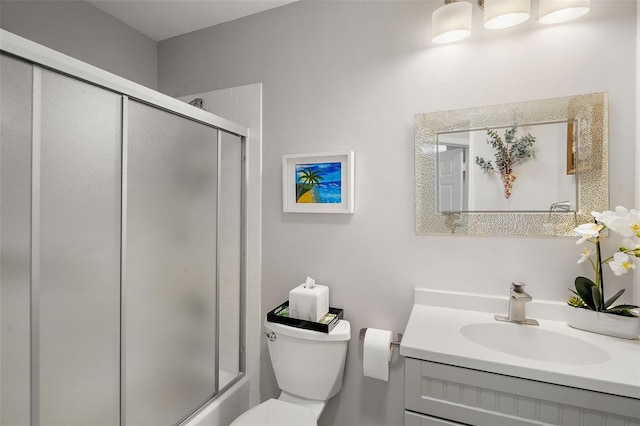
[{"left": 1, "top": 29, "right": 249, "bottom": 425}]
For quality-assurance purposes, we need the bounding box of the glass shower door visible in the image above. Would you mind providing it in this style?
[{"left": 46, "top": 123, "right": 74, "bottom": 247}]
[
  {"left": 124, "top": 100, "right": 219, "bottom": 425},
  {"left": 39, "top": 68, "right": 122, "bottom": 425},
  {"left": 1, "top": 53, "right": 33, "bottom": 426},
  {"left": 218, "top": 132, "right": 243, "bottom": 388}
]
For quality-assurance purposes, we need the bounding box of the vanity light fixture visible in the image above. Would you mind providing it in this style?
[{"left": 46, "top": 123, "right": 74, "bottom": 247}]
[
  {"left": 483, "top": 0, "right": 531, "bottom": 29},
  {"left": 538, "top": 0, "right": 590, "bottom": 24},
  {"left": 432, "top": 0, "right": 590, "bottom": 44},
  {"left": 432, "top": 0, "right": 473, "bottom": 44}
]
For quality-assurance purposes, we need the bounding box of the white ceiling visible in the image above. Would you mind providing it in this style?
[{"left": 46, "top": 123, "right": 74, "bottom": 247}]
[{"left": 87, "top": 0, "right": 298, "bottom": 41}]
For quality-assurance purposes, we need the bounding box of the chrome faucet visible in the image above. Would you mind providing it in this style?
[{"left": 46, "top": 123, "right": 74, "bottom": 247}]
[{"left": 495, "top": 282, "right": 539, "bottom": 326}]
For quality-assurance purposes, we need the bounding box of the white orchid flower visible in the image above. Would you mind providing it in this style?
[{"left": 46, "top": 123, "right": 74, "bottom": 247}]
[
  {"left": 577, "top": 247, "right": 593, "bottom": 264},
  {"left": 629, "top": 209, "right": 640, "bottom": 238},
  {"left": 596, "top": 206, "right": 622, "bottom": 222},
  {"left": 599, "top": 206, "right": 638, "bottom": 238},
  {"left": 609, "top": 252, "right": 636, "bottom": 276},
  {"left": 622, "top": 237, "right": 640, "bottom": 258},
  {"left": 573, "top": 223, "right": 604, "bottom": 244},
  {"left": 592, "top": 209, "right": 616, "bottom": 224},
  {"left": 622, "top": 238, "right": 640, "bottom": 250}
]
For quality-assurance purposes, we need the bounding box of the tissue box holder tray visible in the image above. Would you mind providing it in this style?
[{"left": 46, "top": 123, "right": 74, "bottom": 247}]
[{"left": 267, "top": 301, "right": 343, "bottom": 333}]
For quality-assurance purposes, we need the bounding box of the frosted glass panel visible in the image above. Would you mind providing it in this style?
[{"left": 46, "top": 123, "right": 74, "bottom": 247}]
[
  {"left": 125, "top": 100, "right": 218, "bottom": 425},
  {"left": 39, "top": 69, "right": 122, "bottom": 425},
  {"left": 218, "top": 133, "right": 242, "bottom": 387},
  {"left": 0, "top": 53, "right": 33, "bottom": 426}
]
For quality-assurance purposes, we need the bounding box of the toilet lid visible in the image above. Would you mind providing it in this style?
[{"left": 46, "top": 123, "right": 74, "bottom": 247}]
[{"left": 230, "top": 398, "right": 317, "bottom": 426}]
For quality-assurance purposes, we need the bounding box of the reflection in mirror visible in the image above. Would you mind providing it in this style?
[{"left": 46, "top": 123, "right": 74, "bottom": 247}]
[
  {"left": 416, "top": 93, "right": 608, "bottom": 237},
  {"left": 437, "top": 121, "right": 577, "bottom": 213}
]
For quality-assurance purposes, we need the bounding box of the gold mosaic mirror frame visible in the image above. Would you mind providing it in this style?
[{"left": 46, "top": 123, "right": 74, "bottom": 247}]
[{"left": 415, "top": 93, "right": 608, "bottom": 237}]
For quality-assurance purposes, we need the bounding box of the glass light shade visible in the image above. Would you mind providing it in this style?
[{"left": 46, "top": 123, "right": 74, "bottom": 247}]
[
  {"left": 538, "top": 0, "right": 590, "bottom": 24},
  {"left": 432, "top": 2, "right": 472, "bottom": 44},
  {"left": 484, "top": 0, "right": 530, "bottom": 29}
]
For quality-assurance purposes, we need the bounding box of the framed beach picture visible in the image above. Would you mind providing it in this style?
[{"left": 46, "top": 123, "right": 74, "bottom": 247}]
[{"left": 282, "top": 151, "right": 354, "bottom": 213}]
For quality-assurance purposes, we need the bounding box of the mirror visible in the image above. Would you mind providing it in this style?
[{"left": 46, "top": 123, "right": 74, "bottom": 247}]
[
  {"left": 415, "top": 93, "right": 608, "bottom": 237},
  {"left": 437, "top": 121, "right": 576, "bottom": 212}
]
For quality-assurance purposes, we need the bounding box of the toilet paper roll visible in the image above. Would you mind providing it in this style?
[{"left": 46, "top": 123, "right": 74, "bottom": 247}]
[{"left": 362, "top": 328, "right": 392, "bottom": 381}]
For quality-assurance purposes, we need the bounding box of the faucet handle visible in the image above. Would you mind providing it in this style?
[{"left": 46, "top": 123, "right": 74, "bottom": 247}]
[{"left": 511, "top": 282, "right": 526, "bottom": 293}]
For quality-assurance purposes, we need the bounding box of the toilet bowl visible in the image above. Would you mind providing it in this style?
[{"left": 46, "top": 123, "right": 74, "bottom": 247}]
[
  {"left": 229, "top": 398, "right": 316, "bottom": 426},
  {"left": 230, "top": 318, "right": 351, "bottom": 426}
]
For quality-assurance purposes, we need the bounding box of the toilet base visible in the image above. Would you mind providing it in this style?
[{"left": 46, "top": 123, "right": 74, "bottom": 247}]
[
  {"left": 278, "top": 391, "right": 326, "bottom": 420},
  {"left": 229, "top": 398, "right": 317, "bottom": 426}
]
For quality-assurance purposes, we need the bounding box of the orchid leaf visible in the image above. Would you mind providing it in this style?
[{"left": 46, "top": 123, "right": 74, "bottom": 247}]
[
  {"left": 604, "top": 305, "right": 640, "bottom": 317},
  {"left": 591, "top": 285, "right": 602, "bottom": 311},
  {"left": 604, "top": 288, "right": 625, "bottom": 309},
  {"left": 574, "top": 276, "right": 597, "bottom": 310},
  {"left": 605, "top": 304, "right": 639, "bottom": 311}
]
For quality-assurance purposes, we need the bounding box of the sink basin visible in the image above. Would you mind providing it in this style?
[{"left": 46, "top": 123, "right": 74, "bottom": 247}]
[{"left": 460, "top": 322, "right": 610, "bottom": 364}]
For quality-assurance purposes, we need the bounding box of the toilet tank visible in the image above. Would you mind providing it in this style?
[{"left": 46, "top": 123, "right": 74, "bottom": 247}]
[{"left": 265, "top": 319, "right": 350, "bottom": 401}]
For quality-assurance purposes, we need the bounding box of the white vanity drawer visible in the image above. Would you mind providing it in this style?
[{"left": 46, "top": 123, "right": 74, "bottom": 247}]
[
  {"left": 405, "top": 411, "right": 466, "bottom": 426},
  {"left": 405, "top": 358, "right": 640, "bottom": 426}
]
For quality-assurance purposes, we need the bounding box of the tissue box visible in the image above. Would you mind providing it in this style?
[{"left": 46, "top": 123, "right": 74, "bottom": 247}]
[{"left": 289, "top": 283, "right": 329, "bottom": 322}]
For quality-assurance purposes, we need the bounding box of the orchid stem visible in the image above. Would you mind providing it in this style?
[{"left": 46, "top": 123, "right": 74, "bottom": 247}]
[{"left": 595, "top": 237, "right": 605, "bottom": 309}]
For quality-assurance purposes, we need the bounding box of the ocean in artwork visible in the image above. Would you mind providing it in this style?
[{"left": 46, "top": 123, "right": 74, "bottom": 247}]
[{"left": 295, "top": 161, "right": 342, "bottom": 204}]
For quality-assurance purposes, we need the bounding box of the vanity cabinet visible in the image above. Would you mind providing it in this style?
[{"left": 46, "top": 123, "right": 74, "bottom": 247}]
[
  {"left": 405, "top": 411, "right": 464, "bottom": 426},
  {"left": 404, "top": 358, "right": 640, "bottom": 426}
]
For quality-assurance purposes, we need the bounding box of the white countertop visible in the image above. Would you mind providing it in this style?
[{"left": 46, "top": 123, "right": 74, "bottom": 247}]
[{"left": 400, "top": 288, "right": 640, "bottom": 400}]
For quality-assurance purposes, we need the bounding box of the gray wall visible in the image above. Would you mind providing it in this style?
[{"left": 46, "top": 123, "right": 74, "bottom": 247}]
[
  {"left": 158, "top": 2, "right": 637, "bottom": 425},
  {"left": 1, "top": 1, "right": 635, "bottom": 425},
  {"left": 0, "top": 0, "right": 158, "bottom": 89},
  {"left": 636, "top": 0, "right": 640, "bottom": 311}
]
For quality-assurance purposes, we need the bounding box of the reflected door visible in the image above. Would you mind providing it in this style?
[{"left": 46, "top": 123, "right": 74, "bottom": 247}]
[{"left": 438, "top": 148, "right": 464, "bottom": 212}]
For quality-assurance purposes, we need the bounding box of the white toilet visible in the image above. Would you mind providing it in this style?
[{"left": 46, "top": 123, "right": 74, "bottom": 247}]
[{"left": 230, "top": 317, "right": 351, "bottom": 426}]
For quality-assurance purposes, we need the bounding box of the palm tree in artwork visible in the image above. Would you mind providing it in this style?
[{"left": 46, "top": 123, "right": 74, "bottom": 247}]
[{"left": 296, "top": 168, "right": 324, "bottom": 201}]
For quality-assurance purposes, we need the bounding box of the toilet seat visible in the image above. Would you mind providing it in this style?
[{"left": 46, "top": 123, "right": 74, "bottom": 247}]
[{"left": 230, "top": 398, "right": 317, "bottom": 426}]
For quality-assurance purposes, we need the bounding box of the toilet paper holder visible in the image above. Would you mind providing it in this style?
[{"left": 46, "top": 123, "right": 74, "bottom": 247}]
[{"left": 358, "top": 328, "right": 402, "bottom": 360}]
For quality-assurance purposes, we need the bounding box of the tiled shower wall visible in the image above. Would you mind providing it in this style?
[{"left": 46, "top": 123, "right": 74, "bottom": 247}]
[{"left": 180, "top": 84, "right": 262, "bottom": 406}]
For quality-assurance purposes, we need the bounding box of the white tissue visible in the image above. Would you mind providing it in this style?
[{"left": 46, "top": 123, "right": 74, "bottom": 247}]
[
  {"left": 363, "top": 328, "right": 392, "bottom": 381},
  {"left": 289, "top": 279, "right": 329, "bottom": 322},
  {"left": 304, "top": 276, "right": 316, "bottom": 289}
]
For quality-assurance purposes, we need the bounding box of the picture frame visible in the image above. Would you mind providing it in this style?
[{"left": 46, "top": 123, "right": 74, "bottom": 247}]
[{"left": 282, "top": 151, "right": 354, "bottom": 213}]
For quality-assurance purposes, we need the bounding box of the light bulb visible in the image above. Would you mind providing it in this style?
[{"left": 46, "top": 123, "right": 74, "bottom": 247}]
[
  {"left": 484, "top": 0, "right": 530, "bottom": 30},
  {"left": 538, "top": 0, "right": 590, "bottom": 24}
]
